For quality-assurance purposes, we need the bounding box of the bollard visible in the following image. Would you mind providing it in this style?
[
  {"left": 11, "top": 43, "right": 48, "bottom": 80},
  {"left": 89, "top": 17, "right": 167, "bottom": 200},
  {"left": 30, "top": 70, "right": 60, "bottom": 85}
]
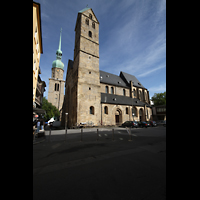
[
  {"left": 112, "top": 129, "right": 114, "bottom": 141},
  {"left": 97, "top": 129, "right": 99, "bottom": 141},
  {"left": 49, "top": 128, "right": 51, "bottom": 142},
  {"left": 65, "top": 128, "right": 67, "bottom": 142},
  {"left": 81, "top": 128, "right": 83, "bottom": 141}
]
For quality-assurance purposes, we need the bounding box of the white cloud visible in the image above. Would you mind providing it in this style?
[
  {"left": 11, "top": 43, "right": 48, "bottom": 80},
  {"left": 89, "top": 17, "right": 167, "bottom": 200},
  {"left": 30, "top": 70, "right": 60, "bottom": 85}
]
[
  {"left": 137, "top": 65, "right": 165, "bottom": 77},
  {"left": 99, "top": 0, "right": 166, "bottom": 78}
]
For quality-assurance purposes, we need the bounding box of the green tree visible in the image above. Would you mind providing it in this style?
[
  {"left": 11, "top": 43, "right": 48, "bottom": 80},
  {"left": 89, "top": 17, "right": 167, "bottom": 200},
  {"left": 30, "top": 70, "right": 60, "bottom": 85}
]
[
  {"left": 151, "top": 92, "right": 166, "bottom": 106},
  {"left": 42, "top": 97, "right": 60, "bottom": 121}
]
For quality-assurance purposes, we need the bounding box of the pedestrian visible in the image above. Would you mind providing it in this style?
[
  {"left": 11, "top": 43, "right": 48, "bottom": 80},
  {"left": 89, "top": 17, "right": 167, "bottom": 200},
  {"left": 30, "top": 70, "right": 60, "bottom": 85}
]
[
  {"left": 37, "top": 119, "right": 40, "bottom": 133},
  {"left": 40, "top": 118, "right": 44, "bottom": 130}
]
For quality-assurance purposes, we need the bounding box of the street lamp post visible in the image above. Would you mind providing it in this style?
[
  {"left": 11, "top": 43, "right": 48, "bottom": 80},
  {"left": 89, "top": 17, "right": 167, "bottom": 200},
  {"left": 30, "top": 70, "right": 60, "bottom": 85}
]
[{"left": 65, "top": 113, "right": 68, "bottom": 141}]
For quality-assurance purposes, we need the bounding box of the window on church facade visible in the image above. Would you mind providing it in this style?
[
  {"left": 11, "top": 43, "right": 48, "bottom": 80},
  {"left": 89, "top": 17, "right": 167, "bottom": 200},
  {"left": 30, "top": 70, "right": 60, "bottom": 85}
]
[
  {"left": 92, "top": 22, "right": 95, "bottom": 29},
  {"left": 111, "top": 87, "right": 114, "bottom": 94},
  {"left": 89, "top": 31, "right": 92, "bottom": 38},
  {"left": 89, "top": 14, "right": 92, "bottom": 19},
  {"left": 85, "top": 19, "right": 89, "bottom": 25},
  {"left": 55, "top": 83, "right": 59, "bottom": 91},
  {"left": 105, "top": 86, "right": 109, "bottom": 93},
  {"left": 132, "top": 107, "right": 137, "bottom": 117},
  {"left": 123, "top": 89, "right": 126, "bottom": 96},
  {"left": 104, "top": 106, "right": 108, "bottom": 114},
  {"left": 90, "top": 106, "right": 94, "bottom": 115},
  {"left": 126, "top": 107, "right": 129, "bottom": 114},
  {"left": 133, "top": 89, "right": 136, "bottom": 97}
]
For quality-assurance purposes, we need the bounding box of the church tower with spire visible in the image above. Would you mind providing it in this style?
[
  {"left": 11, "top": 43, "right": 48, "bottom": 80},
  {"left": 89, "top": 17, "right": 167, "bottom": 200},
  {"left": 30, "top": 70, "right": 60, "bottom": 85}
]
[{"left": 48, "top": 28, "right": 65, "bottom": 114}]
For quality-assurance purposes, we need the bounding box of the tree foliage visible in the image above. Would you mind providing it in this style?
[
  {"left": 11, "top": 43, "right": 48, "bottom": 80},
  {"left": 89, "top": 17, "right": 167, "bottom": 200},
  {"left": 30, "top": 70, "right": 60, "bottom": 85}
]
[
  {"left": 151, "top": 92, "right": 166, "bottom": 106},
  {"left": 42, "top": 97, "right": 60, "bottom": 121}
]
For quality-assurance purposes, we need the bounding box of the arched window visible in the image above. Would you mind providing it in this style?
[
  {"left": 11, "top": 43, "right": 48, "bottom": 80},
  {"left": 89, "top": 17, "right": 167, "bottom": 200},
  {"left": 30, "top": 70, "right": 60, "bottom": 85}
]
[
  {"left": 55, "top": 83, "right": 57, "bottom": 91},
  {"left": 132, "top": 107, "right": 137, "bottom": 117},
  {"left": 92, "top": 22, "right": 95, "bottom": 29},
  {"left": 88, "top": 31, "right": 92, "bottom": 38},
  {"left": 139, "top": 91, "right": 142, "bottom": 100},
  {"left": 55, "top": 83, "right": 59, "bottom": 91},
  {"left": 133, "top": 89, "right": 136, "bottom": 97},
  {"left": 111, "top": 87, "right": 114, "bottom": 94},
  {"left": 89, "top": 14, "right": 92, "bottom": 19},
  {"left": 105, "top": 86, "right": 109, "bottom": 93},
  {"left": 139, "top": 108, "right": 143, "bottom": 121},
  {"left": 57, "top": 84, "right": 59, "bottom": 91},
  {"left": 85, "top": 19, "right": 89, "bottom": 25},
  {"left": 126, "top": 107, "right": 129, "bottom": 114},
  {"left": 104, "top": 106, "right": 108, "bottom": 114},
  {"left": 90, "top": 106, "right": 94, "bottom": 115},
  {"left": 123, "top": 89, "right": 126, "bottom": 96}
]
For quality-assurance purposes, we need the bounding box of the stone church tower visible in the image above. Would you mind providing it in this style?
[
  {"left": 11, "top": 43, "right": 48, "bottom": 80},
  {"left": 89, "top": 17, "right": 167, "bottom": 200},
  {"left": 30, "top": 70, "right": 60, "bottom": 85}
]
[
  {"left": 62, "top": 7, "right": 101, "bottom": 127},
  {"left": 48, "top": 28, "right": 65, "bottom": 113}
]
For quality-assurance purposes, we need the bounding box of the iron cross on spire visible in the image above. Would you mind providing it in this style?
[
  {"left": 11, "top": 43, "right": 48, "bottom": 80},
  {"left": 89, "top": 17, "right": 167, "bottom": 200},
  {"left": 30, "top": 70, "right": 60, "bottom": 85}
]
[{"left": 86, "top": 4, "right": 88, "bottom": 8}]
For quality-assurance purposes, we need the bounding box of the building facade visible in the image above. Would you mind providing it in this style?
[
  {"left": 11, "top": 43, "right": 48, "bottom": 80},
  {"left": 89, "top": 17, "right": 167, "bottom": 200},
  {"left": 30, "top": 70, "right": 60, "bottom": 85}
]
[
  {"left": 62, "top": 8, "right": 152, "bottom": 128},
  {"left": 35, "top": 71, "right": 46, "bottom": 108},
  {"left": 152, "top": 105, "right": 166, "bottom": 121},
  {"left": 33, "top": 1, "right": 43, "bottom": 107},
  {"left": 48, "top": 28, "right": 65, "bottom": 113}
]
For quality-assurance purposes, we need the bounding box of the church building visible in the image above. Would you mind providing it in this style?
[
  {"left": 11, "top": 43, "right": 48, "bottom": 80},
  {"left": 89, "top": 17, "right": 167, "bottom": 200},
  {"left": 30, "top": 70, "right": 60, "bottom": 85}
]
[
  {"left": 48, "top": 28, "right": 65, "bottom": 113},
  {"left": 62, "top": 7, "right": 152, "bottom": 128}
]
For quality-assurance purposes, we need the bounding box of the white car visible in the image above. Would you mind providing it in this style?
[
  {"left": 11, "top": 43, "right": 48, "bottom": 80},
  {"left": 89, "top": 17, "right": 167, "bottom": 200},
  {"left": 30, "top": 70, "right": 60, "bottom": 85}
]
[{"left": 47, "top": 117, "right": 55, "bottom": 125}]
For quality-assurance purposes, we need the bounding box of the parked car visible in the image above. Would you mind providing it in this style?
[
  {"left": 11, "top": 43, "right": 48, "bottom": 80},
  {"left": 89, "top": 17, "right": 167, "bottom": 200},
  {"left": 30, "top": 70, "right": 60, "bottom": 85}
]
[
  {"left": 122, "top": 121, "right": 139, "bottom": 128},
  {"left": 148, "top": 121, "right": 157, "bottom": 127},
  {"left": 146, "top": 121, "right": 151, "bottom": 127},
  {"left": 138, "top": 121, "right": 148, "bottom": 128}
]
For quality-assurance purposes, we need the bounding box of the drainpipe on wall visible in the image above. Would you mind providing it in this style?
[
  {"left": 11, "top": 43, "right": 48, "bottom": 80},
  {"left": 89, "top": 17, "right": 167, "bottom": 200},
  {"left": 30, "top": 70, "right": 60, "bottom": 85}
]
[
  {"left": 144, "top": 104, "right": 146, "bottom": 121},
  {"left": 101, "top": 103, "right": 102, "bottom": 125}
]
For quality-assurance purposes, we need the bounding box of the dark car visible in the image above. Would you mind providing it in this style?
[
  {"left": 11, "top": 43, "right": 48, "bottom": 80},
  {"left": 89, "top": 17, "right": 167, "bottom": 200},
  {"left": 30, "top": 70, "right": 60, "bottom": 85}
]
[
  {"left": 148, "top": 121, "right": 157, "bottom": 127},
  {"left": 146, "top": 121, "right": 151, "bottom": 127},
  {"left": 122, "top": 121, "right": 138, "bottom": 128},
  {"left": 138, "top": 121, "right": 148, "bottom": 128}
]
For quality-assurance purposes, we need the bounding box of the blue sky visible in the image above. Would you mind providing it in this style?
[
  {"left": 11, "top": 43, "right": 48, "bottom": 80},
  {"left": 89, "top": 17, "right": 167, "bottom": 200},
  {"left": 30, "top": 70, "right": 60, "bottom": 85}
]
[{"left": 36, "top": 0, "right": 166, "bottom": 99}]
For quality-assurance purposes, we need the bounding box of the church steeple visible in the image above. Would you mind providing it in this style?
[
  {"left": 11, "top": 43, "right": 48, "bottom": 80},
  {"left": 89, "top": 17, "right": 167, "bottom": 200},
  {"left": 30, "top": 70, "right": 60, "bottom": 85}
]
[
  {"left": 56, "top": 28, "right": 62, "bottom": 60},
  {"left": 52, "top": 28, "right": 64, "bottom": 70}
]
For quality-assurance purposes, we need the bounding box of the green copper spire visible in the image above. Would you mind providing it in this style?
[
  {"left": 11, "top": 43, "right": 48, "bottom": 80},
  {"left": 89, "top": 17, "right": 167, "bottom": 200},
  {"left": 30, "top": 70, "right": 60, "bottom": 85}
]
[
  {"left": 56, "top": 28, "right": 62, "bottom": 60},
  {"left": 52, "top": 28, "right": 64, "bottom": 70},
  {"left": 58, "top": 28, "right": 62, "bottom": 51}
]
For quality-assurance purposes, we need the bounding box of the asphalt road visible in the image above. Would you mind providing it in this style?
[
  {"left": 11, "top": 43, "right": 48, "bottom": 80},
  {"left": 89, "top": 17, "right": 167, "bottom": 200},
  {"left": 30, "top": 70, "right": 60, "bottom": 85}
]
[{"left": 33, "top": 126, "right": 166, "bottom": 200}]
